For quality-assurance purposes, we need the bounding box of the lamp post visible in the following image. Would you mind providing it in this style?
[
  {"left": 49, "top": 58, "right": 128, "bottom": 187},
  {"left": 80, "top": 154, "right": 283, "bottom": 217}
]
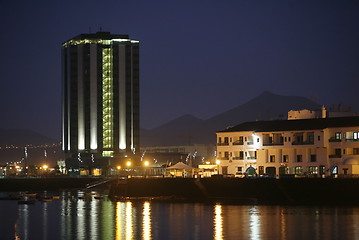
[
  {"left": 143, "top": 161, "right": 149, "bottom": 177},
  {"left": 126, "top": 161, "right": 132, "bottom": 178},
  {"left": 216, "top": 160, "right": 221, "bottom": 175},
  {"left": 43, "top": 164, "right": 48, "bottom": 176}
]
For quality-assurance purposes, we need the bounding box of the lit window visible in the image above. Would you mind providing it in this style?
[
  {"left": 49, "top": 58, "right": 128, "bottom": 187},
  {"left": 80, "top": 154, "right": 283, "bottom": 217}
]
[{"left": 294, "top": 166, "right": 303, "bottom": 174}]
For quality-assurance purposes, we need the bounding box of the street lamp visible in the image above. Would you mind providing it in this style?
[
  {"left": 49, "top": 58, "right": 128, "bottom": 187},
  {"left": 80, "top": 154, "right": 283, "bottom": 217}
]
[
  {"left": 216, "top": 160, "right": 221, "bottom": 175},
  {"left": 126, "top": 161, "right": 132, "bottom": 167},
  {"left": 116, "top": 166, "right": 121, "bottom": 179},
  {"left": 143, "top": 161, "right": 149, "bottom": 177}
]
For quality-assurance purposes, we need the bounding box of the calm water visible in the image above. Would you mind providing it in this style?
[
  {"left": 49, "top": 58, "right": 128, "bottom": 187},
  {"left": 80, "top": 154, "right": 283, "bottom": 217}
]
[{"left": 0, "top": 191, "right": 359, "bottom": 240}]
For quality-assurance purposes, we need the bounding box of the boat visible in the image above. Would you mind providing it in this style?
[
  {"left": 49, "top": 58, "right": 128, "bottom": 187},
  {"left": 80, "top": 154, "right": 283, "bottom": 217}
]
[{"left": 40, "top": 196, "right": 53, "bottom": 202}]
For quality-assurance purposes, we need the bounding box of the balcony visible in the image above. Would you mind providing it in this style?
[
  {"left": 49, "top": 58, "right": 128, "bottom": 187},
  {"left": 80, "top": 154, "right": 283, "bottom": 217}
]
[
  {"left": 233, "top": 141, "right": 244, "bottom": 145},
  {"left": 346, "top": 139, "right": 359, "bottom": 142},
  {"left": 232, "top": 157, "right": 244, "bottom": 160},
  {"left": 329, "top": 155, "right": 342, "bottom": 158},
  {"left": 247, "top": 157, "right": 257, "bottom": 160},
  {"left": 217, "top": 142, "right": 229, "bottom": 146},
  {"left": 329, "top": 138, "right": 341, "bottom": 142},
  {"left": 292, "top": 141, "right": 314, "bottom": 145},
  {"left": 263, "top": 142, "right": 284, "bottom": 146},
  {"left": 247, "top": 141, "right": 254, "bottom": 145}
]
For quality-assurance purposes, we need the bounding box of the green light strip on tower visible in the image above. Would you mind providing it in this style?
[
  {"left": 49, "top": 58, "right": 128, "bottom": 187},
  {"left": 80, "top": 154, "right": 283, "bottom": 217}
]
[{"left": 102, "top": 47, "right": 113, "bottom": 153}]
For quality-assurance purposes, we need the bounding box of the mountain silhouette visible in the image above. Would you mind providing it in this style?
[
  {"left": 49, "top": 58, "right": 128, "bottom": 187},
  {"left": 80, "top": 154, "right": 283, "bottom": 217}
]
[
  {"left": 0, "top": 128, "right": 57, "bottom": 146},
  {"left": 141, "top": 91, "right": 321, "bottom": 146}
]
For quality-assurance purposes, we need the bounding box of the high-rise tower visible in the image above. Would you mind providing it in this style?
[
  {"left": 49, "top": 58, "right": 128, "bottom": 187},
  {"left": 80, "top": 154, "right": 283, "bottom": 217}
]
[{"left": 62, "top": 32, "right": 139, "bottom": 170}]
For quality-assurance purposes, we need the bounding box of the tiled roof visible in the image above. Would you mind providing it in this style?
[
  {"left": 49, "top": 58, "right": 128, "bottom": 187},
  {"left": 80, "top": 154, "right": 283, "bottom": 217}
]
[{"left": 218, "top": 116, "right": 359, "bottom": 133}]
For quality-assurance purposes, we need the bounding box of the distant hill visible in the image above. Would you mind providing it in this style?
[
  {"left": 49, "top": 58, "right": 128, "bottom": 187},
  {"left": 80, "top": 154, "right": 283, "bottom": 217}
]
[
  {"left": 0, "top": 91, "right": 322, "bottom": 148},
  {"left": 141, "top": 91, "right": 321, "bottom": 146},
  {"left": 0, "top": 128, "right": 57, "bottom": 146}
]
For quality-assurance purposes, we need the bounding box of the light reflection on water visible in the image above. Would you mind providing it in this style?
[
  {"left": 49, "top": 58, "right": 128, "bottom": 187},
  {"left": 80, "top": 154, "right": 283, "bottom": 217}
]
[
  {"left": 1, "top": 192, "right": 359, "bottom": 240},
  {"left": 214, "top": 204, "right": 223, "bottom": 240}
]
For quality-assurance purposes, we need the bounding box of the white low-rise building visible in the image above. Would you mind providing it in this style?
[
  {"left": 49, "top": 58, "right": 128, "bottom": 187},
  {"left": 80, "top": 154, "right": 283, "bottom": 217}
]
[{"left": 216, "top": 116, "right": 359, "bottom": 177}]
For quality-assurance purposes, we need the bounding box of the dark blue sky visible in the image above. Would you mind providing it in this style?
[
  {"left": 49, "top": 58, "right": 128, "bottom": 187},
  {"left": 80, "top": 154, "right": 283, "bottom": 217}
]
[{"left": 0, "top": 0, "right": 358, "bottom": 139}]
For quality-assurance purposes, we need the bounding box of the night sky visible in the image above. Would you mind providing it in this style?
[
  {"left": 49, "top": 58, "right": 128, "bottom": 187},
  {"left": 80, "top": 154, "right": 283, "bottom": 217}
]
[{"left": 0, "top": 0, "right": 358, "bottom": 140}]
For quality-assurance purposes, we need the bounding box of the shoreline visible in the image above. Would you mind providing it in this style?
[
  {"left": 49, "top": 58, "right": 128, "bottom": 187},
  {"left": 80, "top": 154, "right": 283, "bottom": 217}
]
[{"left": 1, "top": 177, "right": 359, "bottom": 205}]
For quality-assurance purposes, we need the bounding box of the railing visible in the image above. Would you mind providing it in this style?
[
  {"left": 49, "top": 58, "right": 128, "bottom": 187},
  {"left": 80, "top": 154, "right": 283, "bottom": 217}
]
[
  {"left": 263, "top": 142, "right": 284, "bottom": 146},
  {"left": 292, "top": 141, "right": 314, "bottom": 145},
  {"left": 232, "top": 157, "right": 244, "bottom": 160},
  {"left": 247, "top": 141, "right": 254, "bottom": 145},
  {"left": 217, "top": 142, "right": 229, "bottom": 146},
  {"left": 346, "top": 139, "right": 359, "bottom": 142},
  {"left": 329, "top": 138, "right": 341, "bottom": 142},
  {"left": 233, "top": 141, "right": 244, "bottom": 145},
  {"left": 329, "top": 155, "right": 342, "bottom": 158},
  {"left": 247, "top": 157, "right": 257, "bottom": 160}
]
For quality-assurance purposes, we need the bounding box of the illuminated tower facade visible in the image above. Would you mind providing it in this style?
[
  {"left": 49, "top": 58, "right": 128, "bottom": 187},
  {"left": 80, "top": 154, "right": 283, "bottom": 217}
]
[{"left": 62, "top": 32, "right": 139, "bottom": 169}]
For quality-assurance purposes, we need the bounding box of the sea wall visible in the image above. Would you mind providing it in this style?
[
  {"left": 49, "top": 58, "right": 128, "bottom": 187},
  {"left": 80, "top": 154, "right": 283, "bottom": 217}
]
[{"left": 109, "top": 177, "right": 359, "bottom": 205}]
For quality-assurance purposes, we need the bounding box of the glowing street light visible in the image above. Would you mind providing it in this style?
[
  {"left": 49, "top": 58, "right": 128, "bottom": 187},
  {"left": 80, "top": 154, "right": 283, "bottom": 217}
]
[
  {"left": 117, "top": 166, "right": 121, "bottom": 170},
  {"left": 144, "top": 161, "right": 149, "bottom": 167},
  {"left": 43, "top": 164, "right": 48, "bottom": 170},
  {"left": 216, "top": 160, "right": 221, "bottom": 175},
  {"left": 126, "top": 161, "right": 132, "bottom": 167}
]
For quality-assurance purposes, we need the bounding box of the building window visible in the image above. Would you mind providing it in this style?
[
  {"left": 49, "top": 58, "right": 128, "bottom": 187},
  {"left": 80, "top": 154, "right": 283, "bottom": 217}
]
[
  {"left": 283, "top": 155, "right": 288, "bottom": 163},
  {"left": 331, "top": 166, "right": 338, "bottom": 175},
  {"left": 335, "top": 132, "right": 342, "bottom": 140},
  {"left": 319, "top": 165, "right": 325, "bottom": 175},
  {"left": 239, "top": 151, "right": 244, "bottom": 160},
  {"left": 237, "top": 167, "right": 243, "bottom": 174},
  {"left": 354, "top": 148, "right": 359, "bottom": 155},
  {"left": 296, "top": 155, "right": 302, "bottom": 162},
  {"left": 284, "top": 137, "right": 287, "bottom": 142},
  {"left": 318, "top": 136, "right": 321, "bottom": 141},
  {"left": 269, "top": 155, "right": 275, "bottom": 163},
  {"left": 308, "top": 166, "right": 318, "bottom": 174},
  {"left": 259, "top": 166, "right": 264, "bottom": 175},
  {"left": 294, "top": 166, "right": 303, "bottom": 174},
  {"left": 218, "top": 137, "right": 222, "bottom": 143},
  {"left": 288, "top": 137, "right": 291, "bottom": 142},
  {"left": 335, "top": 148, "right": 341, "bottom": 156},
  {"left": 310, "top": 155, "right": 317, "bottom": 162},
  {"left": 224, "top": 137, "right": 229, "bottom": 144},
  {"left": 257, "top": 138, "right": 260, "bottom": 142},
  {"left": 354, "top": 132, "right": 359, "bottom": 140}
]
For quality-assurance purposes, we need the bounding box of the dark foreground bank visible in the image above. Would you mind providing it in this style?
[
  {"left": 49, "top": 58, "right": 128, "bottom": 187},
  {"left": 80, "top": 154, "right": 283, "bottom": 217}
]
[
  {"left": 109, "top": 177, "right": 359, "bottom": 205},
  {"left": 1, "top": 177, "right": 358, "bottom": 205}
]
